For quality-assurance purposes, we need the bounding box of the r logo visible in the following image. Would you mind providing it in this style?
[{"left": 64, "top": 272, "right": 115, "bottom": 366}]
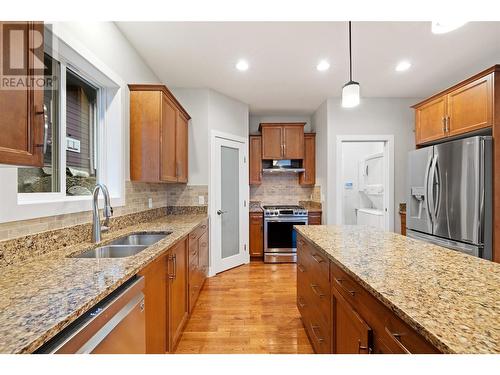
[{"left": 1, "top": 22, "right": 45, "bottom": 76}]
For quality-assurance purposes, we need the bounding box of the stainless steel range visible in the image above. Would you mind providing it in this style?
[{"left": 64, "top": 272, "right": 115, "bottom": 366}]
[{"left": 263, "top": 205, "right": 308, "bottom": 263}]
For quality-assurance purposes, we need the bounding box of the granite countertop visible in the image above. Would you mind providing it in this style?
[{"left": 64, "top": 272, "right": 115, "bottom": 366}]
[
  {"left": 0, "top": 214, "right": 207, "bottom": 354},
  {"left": 299, "top": 201, "right": 322, "bottom": 213},
  {"left": 294, "top": 225, "right": 500, "bottom": 354},
  {"left": 249, "top": 201, "right": 263, "bottom": 213}
]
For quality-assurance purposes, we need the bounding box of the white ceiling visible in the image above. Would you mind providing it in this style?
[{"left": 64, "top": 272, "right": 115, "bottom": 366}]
[{"left": 116, "top": 22, "right": 500, "bottom": 115}]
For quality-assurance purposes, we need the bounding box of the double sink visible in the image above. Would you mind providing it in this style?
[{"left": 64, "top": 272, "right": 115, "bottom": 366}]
[{"left": 71, "top": 232, "right": 172, "bottom": 259}]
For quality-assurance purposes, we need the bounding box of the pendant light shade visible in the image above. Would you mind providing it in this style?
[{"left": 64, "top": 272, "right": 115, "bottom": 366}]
[
  {"left": 342, "top": 21, "right": 360, "bottom": 108},
  {"left": 342, "top": 81, "right": 360, "bottom": 108}
]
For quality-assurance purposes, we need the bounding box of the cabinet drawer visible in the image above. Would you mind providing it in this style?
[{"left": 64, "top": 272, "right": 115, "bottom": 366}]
[
  {"left": 330, "top": 262, "right": 363, "bottom": 307},
  {"left": 330, "top": 261, "right": 439, "bottom": 354},
  {"left": 305, "top": 311, "right": 331, "bottom": 354},
  {"left": 189, "top": 220, "right": 208, "bottom": 243},
  {"left": 297, "top": 236, "right": 329, "bottom": 284},
  {"left": 189, "top": 239, "right": 199, "bottom": 265}
]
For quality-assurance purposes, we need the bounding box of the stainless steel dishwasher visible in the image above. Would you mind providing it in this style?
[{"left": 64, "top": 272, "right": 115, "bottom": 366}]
[{"left": 37, "top": 276, "right": 146, "bottom": 354}]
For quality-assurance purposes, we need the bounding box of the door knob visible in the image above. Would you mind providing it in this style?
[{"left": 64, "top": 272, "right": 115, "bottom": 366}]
[{"left": 217, "top": 209, "right": 227, "bottom": 215}]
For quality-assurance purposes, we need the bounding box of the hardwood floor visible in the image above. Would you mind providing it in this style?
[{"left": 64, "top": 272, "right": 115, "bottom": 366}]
[{"left": 175, "top": 262, "right": 314, "bottom": 354}]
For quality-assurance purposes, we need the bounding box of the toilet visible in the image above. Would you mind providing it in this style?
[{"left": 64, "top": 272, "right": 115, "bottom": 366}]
[{"left": 357, "top": 208, "right": 384, "bottom": 229}]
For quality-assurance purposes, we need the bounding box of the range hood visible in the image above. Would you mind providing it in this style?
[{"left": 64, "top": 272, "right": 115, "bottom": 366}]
[{"left": 262, "top": 160, "right": 305, "bottom": 173}]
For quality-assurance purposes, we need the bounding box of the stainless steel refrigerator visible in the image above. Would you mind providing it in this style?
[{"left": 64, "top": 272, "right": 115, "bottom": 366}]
[{"left": 407, "top": 136, "right": 492, "bottom": 260}]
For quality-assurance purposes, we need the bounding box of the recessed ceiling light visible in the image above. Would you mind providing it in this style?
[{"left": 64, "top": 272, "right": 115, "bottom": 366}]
[
  {"left": 431, "top": 21, "right": 467, "bottom": 34},
  {"left": 235, "top": 59, "right": 249, "bottom": 71},
  {"left": 316, "top": 60, "right": 330, "bottom": 72},
  {"left": 395, "top": 60, "right": 412, "bottom": 72}
]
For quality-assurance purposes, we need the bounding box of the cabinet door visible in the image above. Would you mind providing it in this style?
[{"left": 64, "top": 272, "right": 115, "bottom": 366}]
[
  {"left": 198, "top": 231, "right": 209, "bottom": 277},
  {"left": 249, "top": 135, "right": 262, "bottom": 185},
  {"left": 0, "top": 22, "right": 44, "bottom": 167},
  {"left": 299, "top": 133, "right": 315, "bottom": 185},
  {"left": 332, "top": 286, "right": 372, "bottom": 354},
  {"left": 168, "top": 238, "right": 188, "bottom": 351},
  {"left": 138, "top": 253, "right": 167, "bottom": 353},
  {"left": 308, "top": 212, "right": 322, "bottom": 225},
  {"left": 130, "top": 90, "right": 161, "bottom": 182},
  {"left": 175, "top": 111, "right": 189, "bottom": 183},
  {"left": 249, "top": 213, "right": 263, "bottom": 257},
  {"left": 447, "top": 74, "right": 493, "bottom": 136},
  {"left": 283, "top": 125, "right": 304, "bottom": 159},
  {"left": 160, "top": 94, "right": 177, "bottom": 182},
  {"left": 261, "top": 126, "right": 283, "bottom": 159},
  {"left": 415, "top": 96, "right": 446, "bottom": 145}
]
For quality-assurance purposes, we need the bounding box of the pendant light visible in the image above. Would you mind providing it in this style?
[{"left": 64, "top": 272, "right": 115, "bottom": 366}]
[{"left": 342, "top": 21, "right": 360, "bottom": 108}]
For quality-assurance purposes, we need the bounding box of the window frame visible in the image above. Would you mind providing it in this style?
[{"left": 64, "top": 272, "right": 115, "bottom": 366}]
[{"left": 0, "top": 23, "right": 126, "bottom": 224}]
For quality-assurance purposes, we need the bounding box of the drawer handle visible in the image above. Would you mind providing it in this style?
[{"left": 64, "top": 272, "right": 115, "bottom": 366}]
[
  {"left": 385, "top": 326, "right": 411, "bottom": 354},
  {"left": 311, "top": 253, "right": 325, "bottom": 264},
  {"left": 310, "top": 283, "right": 325, "bottom": 298},
  {"left": 311, "top": 324, "right": 325, "bottom": 343},
  {"left": 201, "top": 225, "right": 207, "bottom": 230},
  {"left": 298, "top": 297, "right": 306, "bottom": 308},
  {"left": 358, "top": 340, "right": 371, "bottom": 354},
  {"left": 297, "top": 263, "right": 306, "bottom": 273},
  {"left": 334, "top": 277, "right": 356, "bottom": 296},
  {"left": 298, "top": 239, "right": 304, "bottom": 247}
]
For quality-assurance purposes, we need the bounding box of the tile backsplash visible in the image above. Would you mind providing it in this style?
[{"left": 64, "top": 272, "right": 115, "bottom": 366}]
[
  {"left": 250, "top": 174, "right": 320, "bottom": 205},
  {"left": 0, "top": 182, "right": 208, "bottom": 241}
]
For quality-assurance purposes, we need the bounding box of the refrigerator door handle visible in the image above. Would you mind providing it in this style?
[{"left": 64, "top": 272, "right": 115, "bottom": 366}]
[{"left": 427, "top": 154, "right": 438, "bottom": 225}]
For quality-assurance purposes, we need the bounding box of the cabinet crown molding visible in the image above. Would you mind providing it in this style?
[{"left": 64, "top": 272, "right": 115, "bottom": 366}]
[{"left": 128, "top": 84, "right": 191, "bottom": 120}]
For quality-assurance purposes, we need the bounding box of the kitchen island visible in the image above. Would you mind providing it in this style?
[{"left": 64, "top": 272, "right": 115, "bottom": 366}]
[{"left": 295, "top": 225, "right": 500, "bottom": 354}]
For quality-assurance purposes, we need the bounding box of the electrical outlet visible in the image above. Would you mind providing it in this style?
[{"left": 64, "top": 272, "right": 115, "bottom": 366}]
[
  {"left": 148, "top": 198, "right": 153, "bottom": 209},
  {"left": 198, "top": 195, "right": 205, "bottom": 205}
]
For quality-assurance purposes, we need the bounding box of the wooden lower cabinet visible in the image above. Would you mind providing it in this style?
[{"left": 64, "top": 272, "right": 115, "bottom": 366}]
[
  {"left": 168, "top": 238, "right": 189, "bottom": 352},
  {"left": 139, "top": 220, "right": 209, "bottom": 353},
  {"left": 138, "top": 253, "right": 168, "bottom": 353},
  {"left": 188, "top": 219, "right": 209, "bottom": 313},
  {"left": 249, "top": 212, "right": 264, "bottom": 258},
  {"left": 308, "top": 212, "right": 322, "bottom": 225},
  {"left": 332, "top": 283, "right": 372, "bottom": 353},
  {"left": 296, "top": 233, "right": 441, "bottom": 354}
]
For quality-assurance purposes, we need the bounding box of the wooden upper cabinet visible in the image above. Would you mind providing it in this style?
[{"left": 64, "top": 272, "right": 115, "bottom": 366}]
[
  {"left": 415, "top": 96, "right": 447, "bottom": 145},
  {"left": 249, "top": 135, "right": 262, "bottom": 185},
  {"left": 129, "top": 84, "right": 191, "bottom": 183},
  {"left": 175, "top": 111, "right": 189, "bottom": 183},
  {"left": 413, "top": 66, "right": 498, "bottom": 146},
  {"left": 447, "top": 73, "right": 493, "bottom": 136},
  {"left": 299, "top": 133, "right": 315, "bottom": 185},
  {"left": 261, "top": 126, "right": 283, "bottom": 159},
  {"left": 260, "top": 122, "right": 305, "bottom": 159},
  {"left": 160, "top": 94, "right": 177, "bottom": 182},
  {"left": 332, "top": 285, "right": 372, "bottom": 354},
  {"left": 0, "top": 22, "right": 45, "bottom": 167},
  {"left": 282, "top": 125, "right": 304, "bottom": 159}
]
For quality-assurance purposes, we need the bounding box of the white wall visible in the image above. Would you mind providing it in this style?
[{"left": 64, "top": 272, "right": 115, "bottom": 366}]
[
  {"left": 58, "top": 22, "right": 160, "bottom": 84},
  {"left": 311, "top": 100, "right": 328, "bottom": 221},
  {"left": 249, "top": 114, "right": 312, "bottom": 134},
  {"left": 313, "top": 97, "right": 419, "bottom": 233},
  {"left": 209, "top": 90, "right": 249, "bottom": 138},
  {"left": 171, "top": 88, "right": 249, "bottom": 186},
  {"left": 170, "top": 88, "right": 210, "bottom": 185}
]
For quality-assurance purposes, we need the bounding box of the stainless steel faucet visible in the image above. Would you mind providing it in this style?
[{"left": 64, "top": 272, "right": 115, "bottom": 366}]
[{"left": 91, "top": 183, "right": 113, "bottom": 243}]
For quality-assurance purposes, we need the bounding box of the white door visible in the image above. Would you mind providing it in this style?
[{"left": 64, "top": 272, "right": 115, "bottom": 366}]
[{"left": 212, "top": 135, "right": 249, "bottom": 274}]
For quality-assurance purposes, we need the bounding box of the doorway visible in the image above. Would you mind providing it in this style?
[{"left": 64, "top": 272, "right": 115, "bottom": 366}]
[
  {"left": 335, "top": 136, "right": 394, "bottom": 231},
  {"left": 209, "top": 131, "right": 249, "bottom": 275}
]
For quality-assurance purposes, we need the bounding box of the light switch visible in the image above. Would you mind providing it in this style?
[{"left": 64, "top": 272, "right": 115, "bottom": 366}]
[
  {"left": 198, "top": 196, "right": 205, "bottom": 205},
  {"left": 148, "top": 198, "right": 153, "bottom": 209}
]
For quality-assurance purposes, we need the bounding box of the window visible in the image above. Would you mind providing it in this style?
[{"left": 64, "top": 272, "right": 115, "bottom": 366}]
[
  {"left": 65, "top": 70, "right": 98, "bottom": 196},
  {"left": 17, "top": 57, "right": 100, "bottom": 196},
  {"left": 18, "top": 54, "right": 61, "bottom": 193}
]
